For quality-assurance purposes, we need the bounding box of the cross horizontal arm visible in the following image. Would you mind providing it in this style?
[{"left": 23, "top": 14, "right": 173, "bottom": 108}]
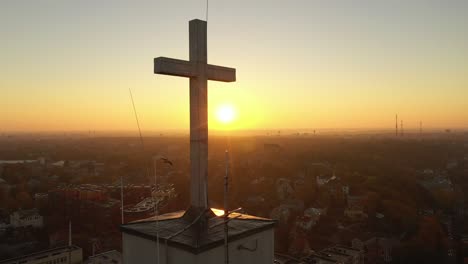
[
  {"left": 207, "top": 65, "right": 236, "bottom": 82},
  {"left": 154, "top": 57, "right": 194, "bottom": 78},
  {"left": 155, "top": 57, "right": 236, "bottom": 82}
]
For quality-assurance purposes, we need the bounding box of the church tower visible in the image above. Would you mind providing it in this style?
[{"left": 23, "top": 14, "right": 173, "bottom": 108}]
[{"left": 120, "top": 19, "right": 276, "bottom": 264}]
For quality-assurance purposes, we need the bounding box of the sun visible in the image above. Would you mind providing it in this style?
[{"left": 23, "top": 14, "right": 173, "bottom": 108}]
[{"left": 216, "top": 104, "right": 237, "bottom": 124}]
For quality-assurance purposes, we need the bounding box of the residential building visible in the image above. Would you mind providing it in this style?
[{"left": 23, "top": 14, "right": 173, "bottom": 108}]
[
  {"left": 0, "top": 245, "right": 82, "bottom": 264},
  {"left": 9, "top": 209, "right": 43, "bottom": 228}
]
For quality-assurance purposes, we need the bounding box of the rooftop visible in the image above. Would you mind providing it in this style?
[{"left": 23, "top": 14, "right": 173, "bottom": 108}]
[
  {"left": 121, "top": 208, "right": 276, "bottom": 254},
  {"left": 11, "top": 208, "right": 40, "bottom": 219}
]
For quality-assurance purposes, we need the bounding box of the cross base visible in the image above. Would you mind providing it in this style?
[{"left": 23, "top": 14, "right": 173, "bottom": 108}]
[{"left": 182, "top": 206, "right": 216, "bottom": 231}]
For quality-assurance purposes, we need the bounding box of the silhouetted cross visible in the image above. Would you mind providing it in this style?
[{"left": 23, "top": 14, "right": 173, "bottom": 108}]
[{"left": 154, "top": 19, "right": 236, "bottom": 209}]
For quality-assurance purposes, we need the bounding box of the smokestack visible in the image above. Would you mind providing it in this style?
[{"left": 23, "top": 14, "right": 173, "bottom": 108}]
[{"left": 395, "top": 114, "right": 398, "bottom": 136}]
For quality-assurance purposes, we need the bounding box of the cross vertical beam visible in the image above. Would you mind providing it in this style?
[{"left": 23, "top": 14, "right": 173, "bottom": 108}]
[{"left": 189, "top": 19, "right": 208, "bottom": 209}]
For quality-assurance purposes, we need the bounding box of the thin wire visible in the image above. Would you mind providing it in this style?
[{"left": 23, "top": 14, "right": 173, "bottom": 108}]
[
  {"left": 129, "top": 88, "right": 144, "bottom": 148},
  {"left": 129, "top": 87, "right": 150, "bottom": 186},
  {"left": 130, "top": 88, "right": 157, "bottom": 262},
  {"left": 154, "top": 158, "right": 160, "bottom": 264},
  {"left": 129, "top": 87, "right": 151, "bottom": 189},
  {"left": 206, "top": 0, "right": 209, "bottom": 22}
]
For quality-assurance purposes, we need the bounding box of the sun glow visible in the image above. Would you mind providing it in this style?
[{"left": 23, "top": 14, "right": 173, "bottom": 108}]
[{"left": 216, "top": 104, "right": 237, "bottom": 124}]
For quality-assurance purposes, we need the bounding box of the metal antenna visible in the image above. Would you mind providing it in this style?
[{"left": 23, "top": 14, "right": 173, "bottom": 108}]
[
  {"left": 153, "top": 156, "right": 161, "bottom": 264},
  {"left": 68, "top": 220, "right": 72, "bottom": 264},
  {"left": 152, "top": 156, "right": 172, "bottom": 264},
  {"left": 121, "top": 176, "right": 124, "bottom": 224},
  {"left": 68, "top": 220, "right": 72, "bottom": 246},
  {"left": 224, "top": 150, "right": 230, "bottom": 264}
]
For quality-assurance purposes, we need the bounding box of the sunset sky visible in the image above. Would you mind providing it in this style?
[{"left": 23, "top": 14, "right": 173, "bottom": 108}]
[{"left": 2, "top": 0, "right": 467, "bottom": 132}]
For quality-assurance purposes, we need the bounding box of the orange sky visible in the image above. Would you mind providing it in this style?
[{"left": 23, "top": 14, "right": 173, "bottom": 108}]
[{"left": 1, "top": 1, "right": 467, "bottom": 132}]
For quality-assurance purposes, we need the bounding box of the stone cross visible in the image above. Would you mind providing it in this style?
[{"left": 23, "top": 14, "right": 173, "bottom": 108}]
[{"left": 154, "top": 19, "right": 236, "bottom": 210}]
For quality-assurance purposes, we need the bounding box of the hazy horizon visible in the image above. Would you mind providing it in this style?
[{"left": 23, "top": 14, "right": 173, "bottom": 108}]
[
  {"left": 2, "top": 126, "right": 467, "bottom": 137},
  {"left": 2, "top": 0, "right": 468, "bottom": 131}
]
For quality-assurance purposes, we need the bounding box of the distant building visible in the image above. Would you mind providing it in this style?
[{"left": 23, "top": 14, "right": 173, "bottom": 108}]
[
  {"left": 282, "top": 199, "right": 305, "bottom": 213},
  {"left": 0, "top": 178, "right": 11, "bottom": 200},
  {"left": 246, "top": 195, "right": 265, "bottom": 206},
  {"left": 0, "top": 160, "right": 38, "bottom": 165},
  {"left": 344, "top": 208, "right": 368, "bottom": 221},
  {"left": 251, "top": 176, "right": 266, "bottom": 185},
  {"left": 316, "top": 174, "right": 335, "bottom": 187},
  {"left": 325, "top": 245, "right": 363, "bottom": 264},
  {"left": 342, "top": 186, "right": 350, "bottom": 196},
  {"left": 300, "top": 245, "right": 363, "bottom": 264},
  {"left": 296, "top": 208, "right": 327, "bottom": 231},
  {"left": 0, "top": 245, "right": 82, "bottom": 264},
  {"left": 9, "top": 209, "right": 43, "bottom": 228},
  {"left": 309, "top": 207, "right": 327, "bottom": 217},
  {"left": 34, "top": 193, "right": 49, "bottom": 209},
  {"left": 85, "top": 250, "right": 122, "bottom": 264},
  {"left": 419, "top": 175, "right": 453, "bottom": 191},
  {"left": 271, "top": 205, "right": 291, "bottom": 225},
  {"left": 301, "top": 254, "right": 336, "bottom": 263},
  {"left": 422, "top": 169, "right": 434, "bottom": 176},
  {"left": 49, "top": 184, "right": 111, "bottom": 208},
  {"left": 346, "top": 195, "right": 367, "bottom": 209},
  {"left": 264, "top": 143, "right": 282, "bottom": 153},
  {"left": 277, "top": 178, "right": 294, "bottom": 200},
  {"left": 288, "top": 233, "right": 312, "bottom": 257},
  {"left": 0, "top": 221, "right": 9, "bottom": 234},
  {"left": 446, "top": 161, "right": 458, "bottom": 170},
  {"left": 418, "top": 208, "right": 435, "bottom": 216},
  {"left": 351, "top": 235, "right": 399, "bottom": 263},
  {"left": 345, "top": 195, "right": 368, "bottom": 221},
  {"left": 273, "top": 253, "right": 303, "bottom": 264},
  {"left": 51, "top": 160, "right": 66, "bottom": 167}
]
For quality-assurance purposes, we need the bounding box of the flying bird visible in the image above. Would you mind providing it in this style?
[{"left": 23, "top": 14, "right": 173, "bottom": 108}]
[{"left": 160, "top": 157, "right": 173, "bottom": 166}]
